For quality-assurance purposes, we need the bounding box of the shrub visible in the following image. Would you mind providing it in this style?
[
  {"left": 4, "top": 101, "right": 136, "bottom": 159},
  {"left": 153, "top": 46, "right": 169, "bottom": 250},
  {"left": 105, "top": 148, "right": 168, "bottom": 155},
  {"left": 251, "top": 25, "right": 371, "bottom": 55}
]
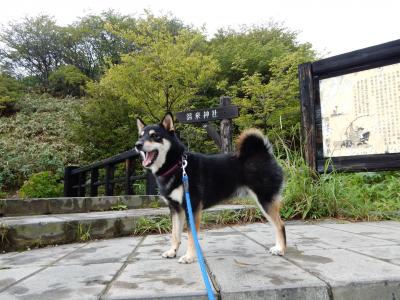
[
  {"left": 49, "top": 65, "right": 89, "bottom": 98},
  {"left": 70, "top": 88, "right": 136, "bottom": 161},
  {"left": 0, "top": 74, "right": 24, "bottom": 115},
  {"left": 19, "top": 171, "right": 63, "bottom": 198},
  {"left": 0, "top": 94, "right": 84, "bottom": 192}
]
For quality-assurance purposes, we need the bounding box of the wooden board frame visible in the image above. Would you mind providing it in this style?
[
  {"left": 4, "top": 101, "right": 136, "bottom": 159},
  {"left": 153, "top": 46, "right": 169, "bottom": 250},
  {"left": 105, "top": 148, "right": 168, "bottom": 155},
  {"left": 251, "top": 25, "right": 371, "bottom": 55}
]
[{"left": 299, "top": 39, "right": 400, "bottom": 173}]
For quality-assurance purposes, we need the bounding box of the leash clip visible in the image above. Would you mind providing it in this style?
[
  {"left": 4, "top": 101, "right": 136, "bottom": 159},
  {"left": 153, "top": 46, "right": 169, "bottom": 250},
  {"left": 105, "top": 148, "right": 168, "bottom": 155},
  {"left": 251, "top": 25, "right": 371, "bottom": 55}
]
[{"left": 182, "top": 155, "right": 188, "bottom": 177}]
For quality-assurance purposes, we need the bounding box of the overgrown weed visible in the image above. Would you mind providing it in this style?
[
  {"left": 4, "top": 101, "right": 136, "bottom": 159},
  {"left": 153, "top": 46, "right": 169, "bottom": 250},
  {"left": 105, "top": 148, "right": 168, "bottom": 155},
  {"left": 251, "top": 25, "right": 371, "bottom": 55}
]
[{"left": 271, "top": 129, "right": 400, "bottom": 221}]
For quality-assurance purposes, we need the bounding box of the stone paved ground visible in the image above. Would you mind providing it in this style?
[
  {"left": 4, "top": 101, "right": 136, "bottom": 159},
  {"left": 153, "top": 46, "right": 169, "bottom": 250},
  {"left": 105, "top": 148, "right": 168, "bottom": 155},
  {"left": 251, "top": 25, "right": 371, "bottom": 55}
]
[{"left": 0, "top": 220, "right": 399, "bottom": 300}]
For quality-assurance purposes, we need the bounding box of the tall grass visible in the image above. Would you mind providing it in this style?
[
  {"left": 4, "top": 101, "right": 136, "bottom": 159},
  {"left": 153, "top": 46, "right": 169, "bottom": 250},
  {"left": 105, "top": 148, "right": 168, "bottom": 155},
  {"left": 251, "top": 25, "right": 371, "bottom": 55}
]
[{"left": 272, "top": 129, "right": 400, "bottom": 221}]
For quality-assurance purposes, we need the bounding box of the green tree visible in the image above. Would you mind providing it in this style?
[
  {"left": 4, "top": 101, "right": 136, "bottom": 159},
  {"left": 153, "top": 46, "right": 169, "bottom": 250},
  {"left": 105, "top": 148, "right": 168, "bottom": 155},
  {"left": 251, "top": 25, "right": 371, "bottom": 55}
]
[
  {"left": 234, "top": 45, "right": 315, "bottom": 134},
  {"left": 98, "top": 13, "right": 219, "bottom": 122},
  {"left": 210, "top": 24, "right": 300, "bottom": 89},
  {"left": 0, "top": 15, "right": 64, "bottom": 88},
  {"left": 62, "top": 10, "right": 137, "bottom": 80},
  {"left": 209, "top": 24, "right": 316, "bottom": 144},
  {"left": 49, "top": 65, "right": 90, "bottom": 98}
]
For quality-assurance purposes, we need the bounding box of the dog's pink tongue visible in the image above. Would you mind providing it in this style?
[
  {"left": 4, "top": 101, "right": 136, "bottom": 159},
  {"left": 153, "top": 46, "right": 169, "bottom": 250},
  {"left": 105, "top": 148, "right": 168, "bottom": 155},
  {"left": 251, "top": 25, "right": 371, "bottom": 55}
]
[{"left": 143, "top": 151, "right": 155, "bottom": 167}]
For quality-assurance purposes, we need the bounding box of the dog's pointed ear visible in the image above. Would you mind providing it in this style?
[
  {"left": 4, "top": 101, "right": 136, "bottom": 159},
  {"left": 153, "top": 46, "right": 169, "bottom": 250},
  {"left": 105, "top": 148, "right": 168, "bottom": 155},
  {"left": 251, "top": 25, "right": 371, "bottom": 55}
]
[
  {"left": 161, "top": 113, "right": 175, "bottom": 132},
  {"left": 137, "top": 118, "right": 146, "bottom": 135}
]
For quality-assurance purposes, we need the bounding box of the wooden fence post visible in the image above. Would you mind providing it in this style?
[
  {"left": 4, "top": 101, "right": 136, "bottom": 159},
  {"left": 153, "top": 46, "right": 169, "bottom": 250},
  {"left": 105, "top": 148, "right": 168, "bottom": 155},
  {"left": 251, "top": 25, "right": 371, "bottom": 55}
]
[
  {"left": 90, "top": 168, "right": 99, "bottom": 197},
  {"left": 146, "top": 171, "right": 157, "bottom": 195},
  {"left": 125, "top": 159, "right": 134, "bottom": 195},
  {"left": 64, "top": 166, "right": 79, "bottom": 197},
  {"left": 105, "top": 165, "right": 115, "bottom": 196}
]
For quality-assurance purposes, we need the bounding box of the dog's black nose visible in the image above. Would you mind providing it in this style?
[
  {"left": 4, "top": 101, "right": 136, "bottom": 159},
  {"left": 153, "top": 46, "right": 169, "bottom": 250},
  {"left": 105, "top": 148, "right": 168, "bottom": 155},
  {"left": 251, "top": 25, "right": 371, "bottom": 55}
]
[{"left": 135, "top": 141, "right": 143, "bottom": 151}]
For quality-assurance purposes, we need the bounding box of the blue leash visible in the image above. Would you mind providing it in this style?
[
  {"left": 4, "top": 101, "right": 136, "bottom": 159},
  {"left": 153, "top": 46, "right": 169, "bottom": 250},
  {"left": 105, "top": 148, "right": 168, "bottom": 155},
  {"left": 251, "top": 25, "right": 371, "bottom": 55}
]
[{"left": 182, "top": 158, "right": 215, "bottom": 300}]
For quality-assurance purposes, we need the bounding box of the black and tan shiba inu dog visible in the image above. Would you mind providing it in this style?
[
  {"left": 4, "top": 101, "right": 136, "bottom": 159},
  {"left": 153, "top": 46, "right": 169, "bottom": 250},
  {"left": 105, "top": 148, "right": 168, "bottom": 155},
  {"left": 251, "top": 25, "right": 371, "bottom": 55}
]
[{"left": 135, "top": 113, "right": 286, "bottom": 264}]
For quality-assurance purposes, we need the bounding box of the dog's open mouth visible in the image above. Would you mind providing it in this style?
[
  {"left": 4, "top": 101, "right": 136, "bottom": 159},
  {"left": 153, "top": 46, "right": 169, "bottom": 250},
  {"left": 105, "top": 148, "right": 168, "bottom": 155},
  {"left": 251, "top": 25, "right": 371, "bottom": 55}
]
[{"left": 142, "top": 150, "right": 158, "bottom": 167}]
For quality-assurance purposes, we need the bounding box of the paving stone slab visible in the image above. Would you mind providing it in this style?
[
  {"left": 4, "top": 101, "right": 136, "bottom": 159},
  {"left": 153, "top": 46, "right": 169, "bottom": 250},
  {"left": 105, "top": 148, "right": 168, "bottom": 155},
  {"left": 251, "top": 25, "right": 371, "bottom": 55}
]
[
  {"left": 365, "top": 221, "right": 400, "bottom": 228},
  {"left": 0, "top": 243, "right": 83, "bottom": 268},
  {"left": 0, "top": 263, "right": 122, "bottom": 300},
  {"left": 134, "top": 226, "right": 266, "bottom": 261},
  {"left": 233, "top": 222, "right": 334, "bottom": 250},
  {"left": 206, "top": 252, "right": 329, "bottom": 299},
  {"left": 0, "top": 267, "right": 41, "bottom": 292},
  {"left": 350, "top": 245, "right": 400, "bottom": 266},
  {"left": 133, "top": 233, "right": 185, "bottom": 260},
  {"left": 239, "top": 222, "right": 397, "bottom": 250},
  {"left": 200, "top": 226, "right": 267, "bottom": 258},
  {"left": 286, "top": 247, "right": 400, "bottom": 299},
  {"left": 104, "top": 258, "right": 216, "bottom": 300},
  {"left": 54, "top": 237, "right": 141, "bottom": 266},
  {"left": 319, "top": 222, "right": 400, "bottom": 244}
]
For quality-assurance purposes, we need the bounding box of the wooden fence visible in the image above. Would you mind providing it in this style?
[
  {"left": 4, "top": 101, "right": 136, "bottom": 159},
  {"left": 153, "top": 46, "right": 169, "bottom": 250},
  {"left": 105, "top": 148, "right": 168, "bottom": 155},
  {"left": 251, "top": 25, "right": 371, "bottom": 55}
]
[{"left": 64, "top": 150, "right": 157, "bottom": 197}]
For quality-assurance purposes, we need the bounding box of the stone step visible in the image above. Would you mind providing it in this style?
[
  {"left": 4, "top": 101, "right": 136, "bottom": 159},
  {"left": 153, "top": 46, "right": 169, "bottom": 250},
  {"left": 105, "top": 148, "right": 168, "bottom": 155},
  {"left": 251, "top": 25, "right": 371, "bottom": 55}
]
[
  {"left": 0, "top": 205, "right": 259, "bottom": 252},
  {"left": 0, "top": 195, "right": 163, "bottom": 217}
]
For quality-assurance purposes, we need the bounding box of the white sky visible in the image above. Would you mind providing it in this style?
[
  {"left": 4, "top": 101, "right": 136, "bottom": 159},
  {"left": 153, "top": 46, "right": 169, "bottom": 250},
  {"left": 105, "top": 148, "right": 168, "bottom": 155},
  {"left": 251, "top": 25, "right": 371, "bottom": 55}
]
[{"left": 1, "top": 0, "right": 399, "bottom": 58}]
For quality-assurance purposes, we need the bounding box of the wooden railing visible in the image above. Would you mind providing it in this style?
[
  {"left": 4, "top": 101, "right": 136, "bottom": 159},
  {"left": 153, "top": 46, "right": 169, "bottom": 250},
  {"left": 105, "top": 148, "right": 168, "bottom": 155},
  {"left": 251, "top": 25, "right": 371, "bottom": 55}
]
[{"left": 63, "top": 150, "right": 157, "bottom": 197}]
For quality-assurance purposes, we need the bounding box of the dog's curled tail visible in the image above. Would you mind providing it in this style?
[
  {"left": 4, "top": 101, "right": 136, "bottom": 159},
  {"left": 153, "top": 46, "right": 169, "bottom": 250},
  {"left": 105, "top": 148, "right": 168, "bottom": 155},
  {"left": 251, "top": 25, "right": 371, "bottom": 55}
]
[{"left": 236, "top": 128, "right": 273, "bottom": 159}]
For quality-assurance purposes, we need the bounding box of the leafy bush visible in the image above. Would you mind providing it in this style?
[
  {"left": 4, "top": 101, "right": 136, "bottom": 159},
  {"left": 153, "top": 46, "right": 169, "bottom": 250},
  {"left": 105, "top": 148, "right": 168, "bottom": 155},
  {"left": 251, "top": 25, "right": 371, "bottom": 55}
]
[
  {"left": 49, "top": 65, "right": 89, "bottom": 98},
  {"left": 19, "top": 171, "right": 63, "bottom": 198},
  {"left": 0, "top": 94, "right": 84, "bottom": 193},
  {"left": 0, "top": 74, "right": 24, "bottom": 115},
  {"left": 70, "top": 88, "right": 136, "bottom": 161}
]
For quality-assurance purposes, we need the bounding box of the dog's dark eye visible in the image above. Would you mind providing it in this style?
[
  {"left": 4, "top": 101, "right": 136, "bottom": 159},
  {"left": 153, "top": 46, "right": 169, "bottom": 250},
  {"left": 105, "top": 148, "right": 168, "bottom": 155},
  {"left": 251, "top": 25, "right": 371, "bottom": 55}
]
[{"left": 150, "top": 133, "right": 159, "bottom": 139}]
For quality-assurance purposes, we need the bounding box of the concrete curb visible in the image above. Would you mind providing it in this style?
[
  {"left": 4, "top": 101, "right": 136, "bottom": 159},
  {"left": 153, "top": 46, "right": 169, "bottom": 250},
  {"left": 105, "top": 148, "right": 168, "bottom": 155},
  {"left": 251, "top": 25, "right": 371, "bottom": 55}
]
[
  {"left": 0, "top": 195, "right": 163, "bottom": 217},
  {"left": 0, "top": 205, "right": 255, "bottom": 252}
]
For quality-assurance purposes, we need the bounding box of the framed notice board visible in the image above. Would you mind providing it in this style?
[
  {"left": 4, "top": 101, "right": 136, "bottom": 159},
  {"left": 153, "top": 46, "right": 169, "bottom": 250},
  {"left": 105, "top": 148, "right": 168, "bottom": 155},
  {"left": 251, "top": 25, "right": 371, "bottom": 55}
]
[{"left": 299, "top": 39, "right": 400, "bottom": 172}]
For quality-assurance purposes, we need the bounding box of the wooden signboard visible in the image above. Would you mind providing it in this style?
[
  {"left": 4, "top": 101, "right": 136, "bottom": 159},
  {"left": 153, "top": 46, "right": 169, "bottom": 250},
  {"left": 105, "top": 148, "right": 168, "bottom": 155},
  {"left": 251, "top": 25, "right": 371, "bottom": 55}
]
[
  {"left": 299, "top": 39, "right": 400, "bottom": 173},
  {"left": 175, "top": 104, "right": 239, "bottom": 124},
  {"left": 175, "top": 97, "right": 239, "bottom": 153}
]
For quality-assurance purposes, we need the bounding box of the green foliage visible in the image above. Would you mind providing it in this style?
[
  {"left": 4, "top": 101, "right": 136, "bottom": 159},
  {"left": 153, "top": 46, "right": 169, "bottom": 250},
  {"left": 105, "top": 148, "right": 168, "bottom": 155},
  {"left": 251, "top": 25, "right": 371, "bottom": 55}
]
[
  {"left": 272, "top": 131, "right": 400, "bottom": 221},
  {"left": 133, "top": 216, "right": 172, "bottom": 235},
  {"left": 99, "top": 13, "right": 219, "bottom": 122},
  {"left": 211, "top": 24, "right": 300, "bottom": 86},
  {"left": 49, "top": 65, "right": 90, "bottom": 97},
  {"left": 202, "top": 207, "right": 264, "bottom": 226},
  {"left": 178, "top": 124, "right": 219, "bottom": 154},
  {"left": 0, "top": 95, "right": 84, "bottom": 192},
  {"left": 19, "top": 171, "right": 63, "bottom": 198},
  {"left": 234, "top": 46, "right": 314, "bottom": 138},
  {"left": 70, "top": 90, "right": 136, "bottom": 161},
  {"left": 0, "top": 74, "right": 24, "bottom": 115},
  {"left": 62, "top": 10, "right": 137, "bottom": 79},
  {"left": 0, "top": 15, "right": 64, "bottom": 88},
  {"left": 76, "top": 223, "right": 91, "bottom": 241}
]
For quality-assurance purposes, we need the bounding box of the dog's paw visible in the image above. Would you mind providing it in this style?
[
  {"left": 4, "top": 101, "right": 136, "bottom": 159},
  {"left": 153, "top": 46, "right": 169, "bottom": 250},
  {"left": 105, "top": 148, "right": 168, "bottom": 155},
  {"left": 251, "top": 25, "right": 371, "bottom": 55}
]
[
  {"left": 269, "top": 246, "right": 284, "bottom": 256},
  {"left": 162, "top": 248, "right": 177, "bottom": 258},
  {"left": 178, "top": 254, "right": 196, "bottom": 264}
]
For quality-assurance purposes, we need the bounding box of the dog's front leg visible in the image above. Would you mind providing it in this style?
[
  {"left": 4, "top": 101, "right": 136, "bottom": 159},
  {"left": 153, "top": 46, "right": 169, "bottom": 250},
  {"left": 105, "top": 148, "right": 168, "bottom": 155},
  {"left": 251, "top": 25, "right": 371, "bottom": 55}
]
[
  {"left": 179, "top": 206, "right": 202, "bottom": 264},
  {"left": 162, "top": 208, "right": 185, "bottom": 258}
]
